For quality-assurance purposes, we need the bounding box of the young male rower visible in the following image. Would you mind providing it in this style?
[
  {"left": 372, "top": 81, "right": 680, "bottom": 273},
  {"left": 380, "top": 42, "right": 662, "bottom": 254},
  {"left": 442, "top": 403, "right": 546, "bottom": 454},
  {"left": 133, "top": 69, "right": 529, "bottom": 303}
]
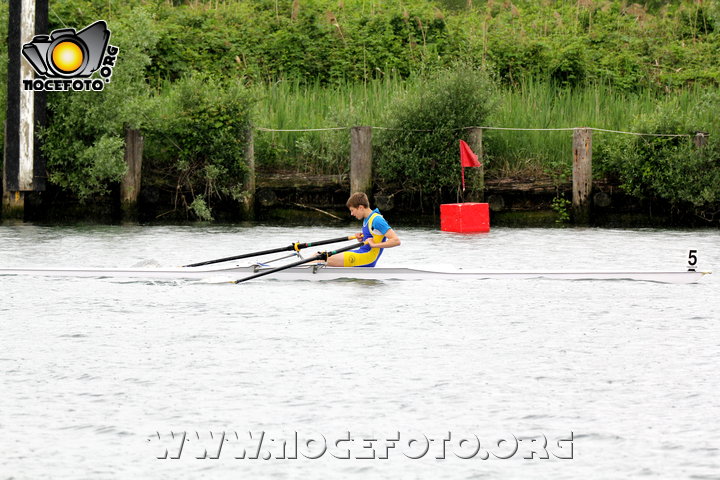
[{"left": 325, "top": 192, "right": 401, "bottom": 267}]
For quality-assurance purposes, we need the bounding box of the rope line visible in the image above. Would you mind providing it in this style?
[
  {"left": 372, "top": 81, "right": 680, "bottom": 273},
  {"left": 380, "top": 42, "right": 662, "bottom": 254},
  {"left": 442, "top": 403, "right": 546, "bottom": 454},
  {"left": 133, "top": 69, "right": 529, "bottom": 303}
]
[
  {"left": 255, "top": 127, "right": 349, "bottom": 132},
  {"left": 371, "top": 126, "right": 435, "bottom": 132},
  {"left": 462, "top": 126, "right": 575, "bottom": 132},
  {"left": 590, "top": 127, "right": 692, "bottom": 137},
  {"left": 256, "top": 126, "right": 696, "bottom": 137}
]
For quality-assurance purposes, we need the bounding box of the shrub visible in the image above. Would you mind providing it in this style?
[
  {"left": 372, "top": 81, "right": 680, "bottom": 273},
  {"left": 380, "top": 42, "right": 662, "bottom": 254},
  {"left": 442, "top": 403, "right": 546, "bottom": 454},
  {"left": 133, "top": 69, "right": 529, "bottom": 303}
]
[
  {"left": 597, "top": 91, "right": 720, "bottom": 218},
  {"left": 40, "top": 8, "right": 158, "bottom": 200},
  {"left": 375, "top": 67, "right": 496, "bottom": 200},
  {"left": 548, "top": 41, "right": 587, "bottom": 89},
  {"left": 144, "top": 73, "right": 254, "bottom": 220}
]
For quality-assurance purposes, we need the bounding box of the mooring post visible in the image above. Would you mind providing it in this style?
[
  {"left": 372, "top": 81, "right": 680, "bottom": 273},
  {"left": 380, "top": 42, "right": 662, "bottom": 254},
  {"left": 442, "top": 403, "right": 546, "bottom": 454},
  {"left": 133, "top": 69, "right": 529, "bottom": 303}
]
[
  {"left": 466, "top": 127, "right": 485, "bottom": 202},
  {"left": 693, "top": 131, "right": 709, "bottom": 148},
  {"left": 350, "top": 126, "right": 372, "bottom": 194},
  {"left": 1, "top": 191, "right": 25, "bottom": 220},
  {"left": 240, "top": 126, "right": 255, "bottom": 219},
  {"left": 120, "top": 127, "right": 143, "bottom": 219},
  {"left": 572, "top": 127, "right": 593, "bottom": 223},
  {"left": 3, "top": 0, "right": 48, "bottom": 221}
]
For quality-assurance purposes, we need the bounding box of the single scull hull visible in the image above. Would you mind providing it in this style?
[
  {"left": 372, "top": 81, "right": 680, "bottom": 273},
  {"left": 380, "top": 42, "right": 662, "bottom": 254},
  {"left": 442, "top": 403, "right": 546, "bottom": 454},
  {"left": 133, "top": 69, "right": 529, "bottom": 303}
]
[{"left": 0, "top": 265, "right": 709, "bottom": 284}]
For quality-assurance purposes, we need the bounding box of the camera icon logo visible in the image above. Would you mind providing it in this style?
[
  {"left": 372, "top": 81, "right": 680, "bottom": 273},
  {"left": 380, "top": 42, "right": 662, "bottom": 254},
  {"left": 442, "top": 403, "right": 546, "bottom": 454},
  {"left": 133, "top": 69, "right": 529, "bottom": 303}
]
[{"left": 22, "top": 20, "right": 119, "bottom": 91}]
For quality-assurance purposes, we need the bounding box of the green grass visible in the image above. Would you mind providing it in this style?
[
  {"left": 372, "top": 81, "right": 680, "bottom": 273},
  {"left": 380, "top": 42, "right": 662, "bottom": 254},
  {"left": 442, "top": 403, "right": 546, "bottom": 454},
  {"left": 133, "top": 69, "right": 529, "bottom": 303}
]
[
  {"left": 486, "top": 80, "right": 661, "bottom": 178},
  {"left": 252, "top": 75, "right": 421, "bottom": 174},
  {"left": 253, "top": 76, "right": 714, "bottom": 178}
]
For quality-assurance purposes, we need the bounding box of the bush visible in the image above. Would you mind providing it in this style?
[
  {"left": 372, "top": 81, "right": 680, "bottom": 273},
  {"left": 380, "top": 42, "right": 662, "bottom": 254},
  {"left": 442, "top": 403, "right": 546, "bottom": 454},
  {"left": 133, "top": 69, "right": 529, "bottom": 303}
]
[
  {"left": 375, "top": 67, "right": 496, "bottom": 199},
  {"left": 548, "top": 41, "right": 587, "bottom": 89},
  {"left": 40, "top": 7, "right": 159, "bottom": 200},
  {"left": 144, "top": 73, "right": 254, "bottom": 220},
  {"left": 145, "top": 0, "right": 452, "bottom": 85},
  {"left": 597, "top": 92, "right": 720, "bottom": 218}
]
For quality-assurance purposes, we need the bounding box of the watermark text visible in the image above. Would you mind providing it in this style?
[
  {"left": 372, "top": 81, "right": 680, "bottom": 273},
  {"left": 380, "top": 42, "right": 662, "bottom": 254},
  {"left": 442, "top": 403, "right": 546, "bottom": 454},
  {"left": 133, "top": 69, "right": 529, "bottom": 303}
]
[{"left": 147, "top": 430, "right": 574, "bottom": 461}]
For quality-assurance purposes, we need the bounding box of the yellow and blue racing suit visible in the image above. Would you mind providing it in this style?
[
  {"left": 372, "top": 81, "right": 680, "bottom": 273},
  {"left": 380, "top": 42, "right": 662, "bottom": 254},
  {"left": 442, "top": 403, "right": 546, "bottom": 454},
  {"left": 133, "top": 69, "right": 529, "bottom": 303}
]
[{"left": 343, "top": 209, "right": 391, "bottom": 267}]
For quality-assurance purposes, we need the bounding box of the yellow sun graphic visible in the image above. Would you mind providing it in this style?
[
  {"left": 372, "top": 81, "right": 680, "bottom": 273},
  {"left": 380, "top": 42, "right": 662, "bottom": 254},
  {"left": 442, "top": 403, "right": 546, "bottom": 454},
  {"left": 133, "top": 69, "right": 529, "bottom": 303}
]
[{"left": 52, "top": 41, "right": 83, "bottom": 73}]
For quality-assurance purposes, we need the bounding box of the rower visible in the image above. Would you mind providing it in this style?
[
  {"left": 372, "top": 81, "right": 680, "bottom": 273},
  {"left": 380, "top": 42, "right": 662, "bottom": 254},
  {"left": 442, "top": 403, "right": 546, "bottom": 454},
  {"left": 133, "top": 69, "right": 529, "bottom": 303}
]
[{"left": 325, "top": 192, "right": 401, "bottom": 267}]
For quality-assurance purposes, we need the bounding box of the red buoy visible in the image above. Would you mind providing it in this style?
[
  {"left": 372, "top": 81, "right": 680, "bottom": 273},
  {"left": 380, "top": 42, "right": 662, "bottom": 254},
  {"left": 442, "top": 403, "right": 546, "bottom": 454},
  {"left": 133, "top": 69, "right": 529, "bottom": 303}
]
[{"left": 440, "top": 203, "right": 490, "bottom": 233}]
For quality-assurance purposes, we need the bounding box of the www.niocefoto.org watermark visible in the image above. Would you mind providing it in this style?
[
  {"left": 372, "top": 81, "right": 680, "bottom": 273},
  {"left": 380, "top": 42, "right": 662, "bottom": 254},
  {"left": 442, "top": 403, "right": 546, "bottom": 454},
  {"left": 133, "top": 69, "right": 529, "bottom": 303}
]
[{"left": 148, "top": 431, "right": 574, "bottom": 460}]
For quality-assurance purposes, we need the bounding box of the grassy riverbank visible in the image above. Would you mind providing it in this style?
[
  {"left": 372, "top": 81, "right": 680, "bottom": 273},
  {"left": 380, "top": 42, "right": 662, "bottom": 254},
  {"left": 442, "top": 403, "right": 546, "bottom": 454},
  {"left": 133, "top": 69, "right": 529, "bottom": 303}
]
[
  {"left": 254, "top": 77, "right": 716, "bottom": 179},
  {"left": 1, "top": 0, "right": 719, "bottom": 222}
]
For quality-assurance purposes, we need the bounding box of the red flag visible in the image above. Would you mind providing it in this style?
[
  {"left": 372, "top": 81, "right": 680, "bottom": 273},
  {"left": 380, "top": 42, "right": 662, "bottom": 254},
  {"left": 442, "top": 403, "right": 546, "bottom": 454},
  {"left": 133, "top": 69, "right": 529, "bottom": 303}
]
[{"left": 460, "top": 140, "right": 481, "bottom": 191}]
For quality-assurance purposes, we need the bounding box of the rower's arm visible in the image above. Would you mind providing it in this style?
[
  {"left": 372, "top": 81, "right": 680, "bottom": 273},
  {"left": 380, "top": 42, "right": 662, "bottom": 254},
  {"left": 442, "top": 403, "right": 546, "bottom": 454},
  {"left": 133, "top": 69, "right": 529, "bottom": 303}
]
[{"left": 367, "top": 228, "right": 401, "bottom": 249}]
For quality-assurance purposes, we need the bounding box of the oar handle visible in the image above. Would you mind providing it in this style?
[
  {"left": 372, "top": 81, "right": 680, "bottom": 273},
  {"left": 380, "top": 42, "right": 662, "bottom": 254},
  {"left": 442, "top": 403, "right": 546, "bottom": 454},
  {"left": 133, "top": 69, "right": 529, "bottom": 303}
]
[
  {"left": 233, "top": 241, "right": 365, "bottom": 284},
  {"left": 183, "top": 235, "right": 359, "bottom": 267}
]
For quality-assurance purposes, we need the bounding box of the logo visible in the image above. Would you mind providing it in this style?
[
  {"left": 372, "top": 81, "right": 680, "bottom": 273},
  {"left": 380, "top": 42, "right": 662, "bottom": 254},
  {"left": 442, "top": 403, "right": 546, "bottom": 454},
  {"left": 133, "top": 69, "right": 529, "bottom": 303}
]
[{"left": 21, "top": 20, "right": 119, "bottom": 92}]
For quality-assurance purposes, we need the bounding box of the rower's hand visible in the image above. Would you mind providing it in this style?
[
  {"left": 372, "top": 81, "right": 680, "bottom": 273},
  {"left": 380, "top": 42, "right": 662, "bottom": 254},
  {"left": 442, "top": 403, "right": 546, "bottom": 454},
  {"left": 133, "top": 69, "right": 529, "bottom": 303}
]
[
  {"left": 366, "top": 239, "right": 378, "bottom": 248},
  {"left": 354, "top": 232, "right": 364, "bottom": 240}
]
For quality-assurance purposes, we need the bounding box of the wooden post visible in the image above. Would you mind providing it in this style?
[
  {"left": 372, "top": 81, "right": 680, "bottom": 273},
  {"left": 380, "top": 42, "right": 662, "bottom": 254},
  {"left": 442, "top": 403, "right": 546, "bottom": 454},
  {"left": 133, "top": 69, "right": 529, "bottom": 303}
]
[
  {"left": 693, "top": 131, "right": 708, "bottom": 148},
  {"left": 466, "top": 127, "right": 485, "bottom": 202},
  {"left": 120, "top": 128, "right": 143, "bottom": 218},
  {"left": 3, "top": 0, "right": 48, "bottom": 221},
  {"left": 350, "top": 126, "right": 372, "bottom": 194},
  {"left": 572, "top": 128, "right": 593, "bottom": 223},
  {"left": 2, "top": 191, "right": 25, "bottom": 219},
  {"left": 240, "top": 126, "right": 255, "bottom": 219}
]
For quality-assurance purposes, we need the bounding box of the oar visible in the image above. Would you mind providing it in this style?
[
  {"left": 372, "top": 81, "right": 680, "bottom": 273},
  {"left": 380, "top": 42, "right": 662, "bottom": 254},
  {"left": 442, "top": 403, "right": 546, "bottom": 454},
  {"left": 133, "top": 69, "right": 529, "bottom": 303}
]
[
  {"left": 232, "top": 241, "right": 365, "bottom": 284},
  {"left": 183, "top": 235, "right": 359, "bottom": 267}
]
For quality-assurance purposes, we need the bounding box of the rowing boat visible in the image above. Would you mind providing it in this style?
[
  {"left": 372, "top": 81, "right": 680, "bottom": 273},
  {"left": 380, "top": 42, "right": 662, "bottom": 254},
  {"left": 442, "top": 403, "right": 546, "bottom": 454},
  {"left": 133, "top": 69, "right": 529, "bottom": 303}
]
[{"left": 0, "top": 265, "right": 709, "bottom": 284}]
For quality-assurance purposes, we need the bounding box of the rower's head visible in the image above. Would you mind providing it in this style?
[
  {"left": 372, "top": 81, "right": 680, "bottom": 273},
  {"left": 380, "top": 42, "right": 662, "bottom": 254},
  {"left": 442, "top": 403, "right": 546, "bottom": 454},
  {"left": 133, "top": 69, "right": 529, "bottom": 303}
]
[{"left": 346, "top": 192, "right": 371, "bottom": 219}]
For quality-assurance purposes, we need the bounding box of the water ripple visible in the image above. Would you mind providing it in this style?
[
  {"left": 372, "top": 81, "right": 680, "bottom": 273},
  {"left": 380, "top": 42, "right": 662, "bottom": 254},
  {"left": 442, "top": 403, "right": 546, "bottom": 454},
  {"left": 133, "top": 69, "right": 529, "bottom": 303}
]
[{"left": 1, "top": 225, "right": 719, "bottom": 479}]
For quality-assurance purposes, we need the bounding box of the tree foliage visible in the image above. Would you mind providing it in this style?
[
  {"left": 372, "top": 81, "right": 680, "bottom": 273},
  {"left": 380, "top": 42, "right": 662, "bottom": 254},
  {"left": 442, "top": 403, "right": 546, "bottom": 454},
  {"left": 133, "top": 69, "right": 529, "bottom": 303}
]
[
  {"left": 144, "top": 73, "right": 254, "bottom": 220},
  {"left": 375, "top": 67, "right": 496, "bottom": 198},
  {"left": 596, "top": 91, "right": 720, "bottom": 218},
  {"left": 40, "top": 7, "right": 159, "bottom": 200},
  {"left": 1, "top": 0, "right": 719, "bottom": 217},
  {"left": 137, "top": 0, "right": 720, "bottom": 91}
]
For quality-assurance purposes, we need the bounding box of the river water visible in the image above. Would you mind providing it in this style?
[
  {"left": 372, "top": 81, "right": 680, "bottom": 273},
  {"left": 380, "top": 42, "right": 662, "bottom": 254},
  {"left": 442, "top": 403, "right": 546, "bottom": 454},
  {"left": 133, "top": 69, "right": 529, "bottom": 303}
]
[{"left": 1, "top": 223, "right": 719, "bottom": 479}]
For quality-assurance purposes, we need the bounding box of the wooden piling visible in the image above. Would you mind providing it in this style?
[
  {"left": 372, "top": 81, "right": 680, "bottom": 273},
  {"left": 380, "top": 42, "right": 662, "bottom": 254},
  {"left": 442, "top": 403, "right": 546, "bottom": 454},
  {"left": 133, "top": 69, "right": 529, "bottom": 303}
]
[
  {"left": 4, "top": 0, "right": 49, "bottom": 221},
  {"left": 466, "top": 127, "right": 485, "bottom": 202},
  {"left": 350, "top": 126, "right": 372, "bottom": 194},
  {"left": 1, "top": 191, "right": 25, "bottom": 220},
  {"left": 693, "top": 131, "right": 708, "bottom": 148},
  {"left": 120, "top": 128, "right": 143, "bottom": 218},
  {"left": 572, "top": 128, "right": 593, "bottom": 223},
  {"left": 240, "top": 126, "right": 255, "bottom": 219}
]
